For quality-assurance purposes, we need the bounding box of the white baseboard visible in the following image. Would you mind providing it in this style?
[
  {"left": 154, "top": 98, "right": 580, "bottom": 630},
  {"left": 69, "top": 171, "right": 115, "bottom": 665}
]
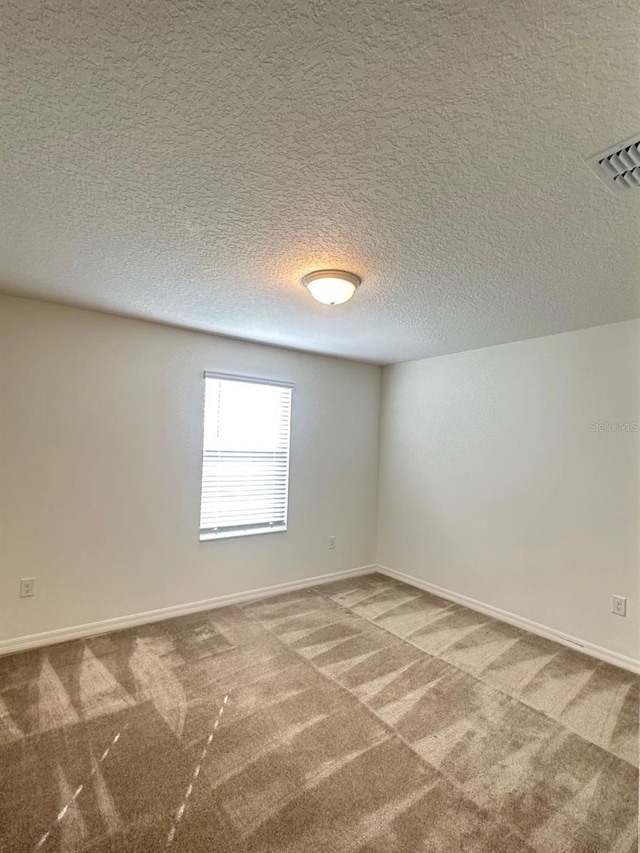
[
  {"left": 376, "top": 565, "right": 640, "bottom": 675},
  {"left": 0, "top": 565, "right": 377, "bottom": 657}
]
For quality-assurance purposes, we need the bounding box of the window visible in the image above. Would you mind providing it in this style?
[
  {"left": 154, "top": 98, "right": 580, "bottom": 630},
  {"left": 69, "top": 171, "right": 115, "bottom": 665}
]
[{"left": 199, "top": 373, "right": 293, "bottom": 540}]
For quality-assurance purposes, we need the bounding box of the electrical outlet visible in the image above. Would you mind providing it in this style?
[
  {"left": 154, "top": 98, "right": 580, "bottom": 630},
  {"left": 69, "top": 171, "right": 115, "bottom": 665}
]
[
  {"left": 612, "top": 595, "right": 627, "bottom": 617},
  {"left": 328, "top": 536, "right": 336, "bottom": 550},
  {"left": 20, "top": 577, "right": 35, "bottom": 598}
]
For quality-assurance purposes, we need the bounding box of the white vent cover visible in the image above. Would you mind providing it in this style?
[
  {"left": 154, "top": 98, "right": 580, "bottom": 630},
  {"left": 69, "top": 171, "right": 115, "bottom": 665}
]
[{"left": 586, "top": 133, "right": 640, "bottom": 195}]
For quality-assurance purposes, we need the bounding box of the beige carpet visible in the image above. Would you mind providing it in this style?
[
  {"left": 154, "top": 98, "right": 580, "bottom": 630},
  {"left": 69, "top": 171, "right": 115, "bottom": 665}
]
[{"left": 0, "top": 573, "right": 637, "bottom": 852}]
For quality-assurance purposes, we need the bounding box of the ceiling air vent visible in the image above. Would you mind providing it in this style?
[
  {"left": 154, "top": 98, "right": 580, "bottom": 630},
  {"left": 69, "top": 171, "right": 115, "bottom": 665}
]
[{"left": 586, "top": 133, "right": 640, "bottom": 195}]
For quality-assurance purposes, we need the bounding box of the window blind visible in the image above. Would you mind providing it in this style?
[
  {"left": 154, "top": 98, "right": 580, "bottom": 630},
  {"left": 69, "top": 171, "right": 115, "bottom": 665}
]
[{"left": 199, "top": 373, "right": 292, "bottom": 540}]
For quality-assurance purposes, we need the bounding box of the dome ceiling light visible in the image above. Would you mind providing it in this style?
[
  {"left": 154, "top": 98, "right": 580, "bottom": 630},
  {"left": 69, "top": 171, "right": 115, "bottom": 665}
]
[{"left": 302, "top": 270, "right": 361, "bottom": 305}]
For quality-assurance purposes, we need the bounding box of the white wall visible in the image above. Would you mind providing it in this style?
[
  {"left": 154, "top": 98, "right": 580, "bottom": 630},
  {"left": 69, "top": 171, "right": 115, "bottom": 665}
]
[
  {"left": 378, "top": 320, "right": 639, "bottom": 660},
  {"left": 3, "top": 294, "right": 637, "bottom": 663},
  {"left": 0, "top": 295, "right": 381, "bottom": 644}
]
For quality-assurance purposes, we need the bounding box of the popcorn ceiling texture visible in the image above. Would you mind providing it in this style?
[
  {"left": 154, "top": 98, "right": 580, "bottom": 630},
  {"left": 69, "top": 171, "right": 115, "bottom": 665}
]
[{"left": 1, "top": 0, "right": 638, "bottom": 364}]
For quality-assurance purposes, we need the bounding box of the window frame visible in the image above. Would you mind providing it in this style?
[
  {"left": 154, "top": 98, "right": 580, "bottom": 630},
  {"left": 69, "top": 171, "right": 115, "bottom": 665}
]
[{"left": 199, "top": 371, "right": 294, "bottom": 542}]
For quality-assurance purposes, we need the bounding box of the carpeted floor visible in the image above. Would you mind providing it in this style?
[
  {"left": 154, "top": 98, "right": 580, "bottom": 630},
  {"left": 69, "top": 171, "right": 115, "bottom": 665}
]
[{"left": 0, "top": 573, "right": 638, "bottom": 852}]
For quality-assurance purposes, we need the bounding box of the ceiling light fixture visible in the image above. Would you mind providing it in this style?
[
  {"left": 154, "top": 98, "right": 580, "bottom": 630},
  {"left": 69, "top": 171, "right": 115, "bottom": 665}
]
[{"left": 302, "top": 269, "right": 360, "bottom": 305}]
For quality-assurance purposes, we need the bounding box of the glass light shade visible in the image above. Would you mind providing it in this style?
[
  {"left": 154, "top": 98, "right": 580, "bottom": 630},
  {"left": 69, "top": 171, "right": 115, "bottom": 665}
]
[{"left": 302, "top": 270, "right": 360, "bottom": 305}]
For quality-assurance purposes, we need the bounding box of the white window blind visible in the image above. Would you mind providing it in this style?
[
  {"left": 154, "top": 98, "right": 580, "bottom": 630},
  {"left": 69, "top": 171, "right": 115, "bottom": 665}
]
[{"left": 199, "top": 373, "right": 292, "bottom": 540}]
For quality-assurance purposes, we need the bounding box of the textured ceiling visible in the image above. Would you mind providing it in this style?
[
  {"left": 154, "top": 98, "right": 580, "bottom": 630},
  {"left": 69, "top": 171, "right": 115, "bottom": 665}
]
[{"left": 1, "top": 0, "right": 639, "bottom": 364}]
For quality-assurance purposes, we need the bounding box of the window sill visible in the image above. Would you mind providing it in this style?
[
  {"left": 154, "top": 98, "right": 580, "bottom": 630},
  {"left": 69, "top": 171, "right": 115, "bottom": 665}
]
[{"left": 199, "top": 525, "right": 287, "bottom": 542}]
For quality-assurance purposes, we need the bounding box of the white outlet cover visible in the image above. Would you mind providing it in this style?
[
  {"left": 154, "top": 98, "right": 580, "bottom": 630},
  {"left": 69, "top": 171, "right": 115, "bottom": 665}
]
[
  {"left": 611, "top": 595, "right": 627, "bottom": 617},
  {"left": 20, "top": 577, "right": 35, "bottom": 598}
]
